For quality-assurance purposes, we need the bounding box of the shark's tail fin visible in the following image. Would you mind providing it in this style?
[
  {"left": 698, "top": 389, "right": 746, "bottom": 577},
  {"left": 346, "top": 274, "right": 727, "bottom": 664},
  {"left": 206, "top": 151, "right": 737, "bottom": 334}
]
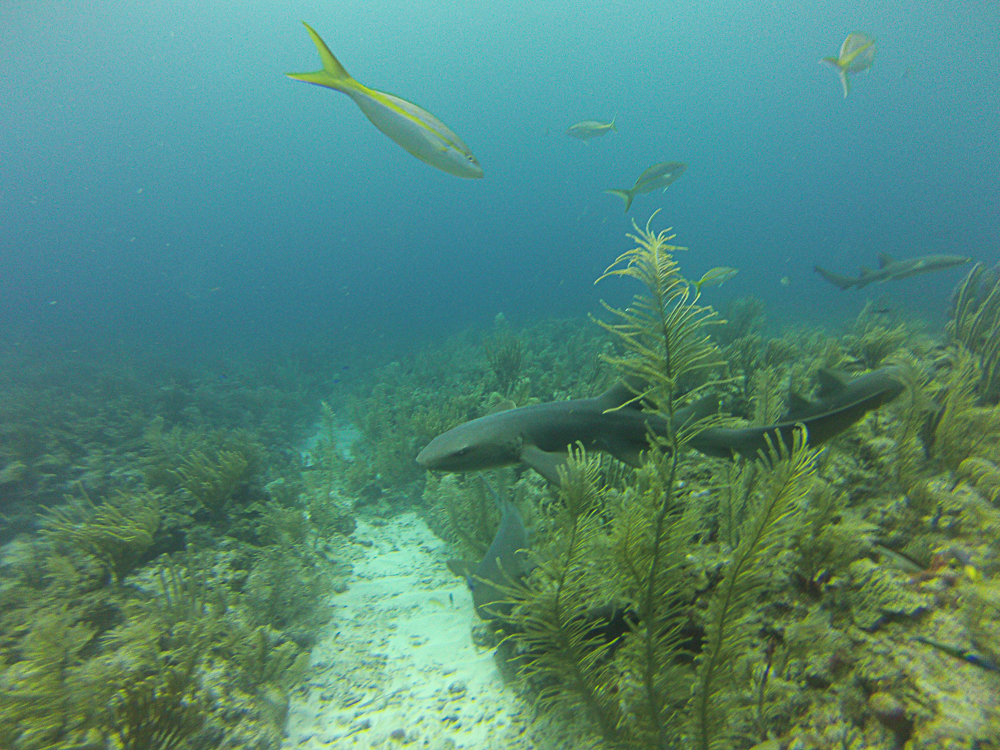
[
  {"left": 286, "top": 22, "right": 354, "bottom": 90},
  {"left": 814, "top": 265, "right": 857, "bottom": 290},
  {"left": 610, "top": 114, "right": 617, "bottom": 132},
  {"left": 605, "top": 188, "right": 634, "bottom": 212}
]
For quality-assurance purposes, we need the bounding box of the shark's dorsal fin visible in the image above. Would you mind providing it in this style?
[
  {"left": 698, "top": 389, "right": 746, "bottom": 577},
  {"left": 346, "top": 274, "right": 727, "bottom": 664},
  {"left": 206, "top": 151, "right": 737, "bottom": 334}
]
[
  {"left": 815, "top": 369, "right": 850, "bottom": 400},
  {"left": 786, "top": 392, "right": 814, "bottom": 418},
  {"left": 488, "top": 398, "right": 518, "bottom": 414},
  {"left": 675, "top": 395, "right": 723, "bottom": 427},
  {"left": 878, "top": 253, "right": 895, "bottom": 268},
  {"left": 595, "top": 380, "right": 644, "bottom": 411}
]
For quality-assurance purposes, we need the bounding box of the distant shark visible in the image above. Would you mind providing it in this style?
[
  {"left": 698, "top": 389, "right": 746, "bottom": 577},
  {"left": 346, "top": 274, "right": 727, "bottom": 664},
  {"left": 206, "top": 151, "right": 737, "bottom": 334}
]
[
  {"left": 814, "top": 252, "right": 970, "bottom": 290},
  {"left": 417, "top": 368, "right": 905, "bottom": 484}
]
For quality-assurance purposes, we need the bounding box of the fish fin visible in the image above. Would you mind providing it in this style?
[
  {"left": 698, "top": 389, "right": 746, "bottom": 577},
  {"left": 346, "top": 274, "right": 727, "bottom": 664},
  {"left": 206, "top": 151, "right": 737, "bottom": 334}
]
[
  {"left": 610, "top": 113, "right": 617, "bottom": 131},
  {"left": 815, "top": 369, "right": 850, "bottom": 399},
  {"left": 520, "top": 445, "right": 568, "bottom": 485},
  {"left": 596, "top": 380, "right": 644, "bottom": 411},
  {"left": 675, "top": 395, "right": 723, "bottom": 427},
  {"left": 877, "top": 253, "right": 895, "bottom": 268},
  {"left": 821, "top": 57, "right": 849, "bottom": 96},
  {"left": 814, "top": 265, "right": 857, "bottom": 290},
  {"left": 286, "top": 22, "right": 355, "bottom": 89},
  {"left": 603, "top": 443, "right": 646, "bottom": 468},
  {"left": 446, "top": 559, "right": 476, "bottom": 579},
  {"left": 786, "top": 392, "right": 814, "bottom": 418},
  {"left": 488, "top": 399, "right": 518, "bottom": 414},
  {"left": 604, "top": 189, "right": 634, "bottom": 212}
]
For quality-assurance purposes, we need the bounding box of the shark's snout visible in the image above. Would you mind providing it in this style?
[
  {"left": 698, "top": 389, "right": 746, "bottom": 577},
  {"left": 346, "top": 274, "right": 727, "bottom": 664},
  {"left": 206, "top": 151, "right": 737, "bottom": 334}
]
[
  {"left": 415, "top": 445, "right": 433, "bottom": 468},
  {"left": 415, "top": 433, "right": 459, "bottom": 470}
]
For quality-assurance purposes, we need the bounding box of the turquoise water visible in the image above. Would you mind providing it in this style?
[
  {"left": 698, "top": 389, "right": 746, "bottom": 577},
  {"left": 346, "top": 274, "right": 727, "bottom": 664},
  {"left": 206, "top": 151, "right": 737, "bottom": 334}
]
[
  {"left": 3, "top": 0, "right": 997, "bottom": 361},
  {"left": 3, "top": 4, "right": 1000, "bottom": 748}
]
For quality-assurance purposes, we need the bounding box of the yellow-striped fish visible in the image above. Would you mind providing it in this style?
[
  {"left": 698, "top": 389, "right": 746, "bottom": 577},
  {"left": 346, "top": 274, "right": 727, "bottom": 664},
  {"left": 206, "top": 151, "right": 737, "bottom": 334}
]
[
  {"left": 287, "top": 22, "right": 483, "bottom": 179},
  {"left": 605, "top": 161, "right": 687, "bottom": 212},
  {"left": 693, "top": 266, "right": 738, "bottom": 293},
  {"left": 820, "top": 32, "right": 876, "bottom": 98},
  {"left": 566, "top": 116, "right": 617, "bottom": 141}
]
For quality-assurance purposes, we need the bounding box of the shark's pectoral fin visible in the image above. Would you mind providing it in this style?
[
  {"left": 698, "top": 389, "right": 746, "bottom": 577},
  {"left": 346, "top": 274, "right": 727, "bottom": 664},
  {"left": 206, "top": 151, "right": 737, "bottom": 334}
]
[
  {"left": 602, "top": 441, "right": 646, "bottom": 468},
  {"left": 520, "top": 445, "right": 570, "bottom": 485}
]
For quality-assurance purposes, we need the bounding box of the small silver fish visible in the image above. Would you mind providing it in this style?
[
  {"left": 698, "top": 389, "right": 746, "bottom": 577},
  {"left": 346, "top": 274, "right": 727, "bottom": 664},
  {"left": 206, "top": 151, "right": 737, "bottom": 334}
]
[
  {"left": 605, "top": 161, "right": 687, "bottom": 212},
  {"left": 693, "top": 266, "right": 739, "bottom": 293},
  {"left": 566, "top": 116, "right": 617, "bottom": 141}
]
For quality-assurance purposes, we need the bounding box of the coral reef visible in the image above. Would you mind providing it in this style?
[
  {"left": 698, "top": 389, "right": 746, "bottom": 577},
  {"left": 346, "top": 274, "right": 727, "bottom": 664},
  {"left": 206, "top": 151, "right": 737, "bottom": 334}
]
[
  {"left": 0, "top": 355, "right": 353, "bottom": 749},
  {"left": 466, "top": 220, "right": 1000, "bottom": 749},
  {"left": 3, "top": 220, "right": 1000, "bottom": 750}
]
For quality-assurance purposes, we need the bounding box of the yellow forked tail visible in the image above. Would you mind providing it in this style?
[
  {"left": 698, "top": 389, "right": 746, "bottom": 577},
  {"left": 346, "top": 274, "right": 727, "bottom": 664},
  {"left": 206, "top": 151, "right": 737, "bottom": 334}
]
[
  {"left": 604, "top": 188, "right": 634, "bottom": 212},
  {"left": 286, "top": 22, "right": 354, "bottom": 89},
  {"left": 820, "top": 56, "right": 850, "bottom": 97}
]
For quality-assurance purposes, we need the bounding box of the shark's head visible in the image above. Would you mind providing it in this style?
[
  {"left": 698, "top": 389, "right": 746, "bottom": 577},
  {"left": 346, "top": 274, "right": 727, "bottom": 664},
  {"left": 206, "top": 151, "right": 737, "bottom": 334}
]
[{"left": 416, "top": 415, "right": 521, "bottom": 473}]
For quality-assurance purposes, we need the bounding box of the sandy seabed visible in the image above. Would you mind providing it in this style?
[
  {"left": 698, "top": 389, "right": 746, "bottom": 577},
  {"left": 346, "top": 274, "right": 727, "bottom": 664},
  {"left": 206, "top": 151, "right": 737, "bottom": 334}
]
[{"left": 283, "top": 512, "right": 549, "bottom": 750}]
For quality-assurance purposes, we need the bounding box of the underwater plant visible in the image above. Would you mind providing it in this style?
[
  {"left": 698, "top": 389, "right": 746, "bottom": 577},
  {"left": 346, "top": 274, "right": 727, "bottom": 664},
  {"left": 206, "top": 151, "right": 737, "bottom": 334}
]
[
  {"left": 108, "top": 664, "right": 205, "bottom": 750},
  {"left": 423, "top": 473, "right": 504, "bottom": 560},
  {"left": 175, "top": 447, "right": 253, "bottom": 519},
  {"left": 959, "top": 456, "right": 1000, "bottom": 504},
  {"left": 689, "top": 429, "right": 818, "bottom": 750},
  {"left": 948, "top": 262, "right": 1000, "bottom": 403},
  {"left": 483, "top": 314, "right": 526, "bottom": 396},
  {"left": 503, "top": 429, "right": 821, "bottom": 749},
  {"left": 748, "top": 366, "right": 786, "bottom": 426},
  {"left": 39, "top": 490, "right": 161, "bottom": 585},
  {"left": 716, "top": 296, "right": 767, "bottom": 347},
  {"left": 507, "top": 446, "right": 625, "bottom": 743},
  {"left": 931, "top": 347, "right": 1000, "bottom": 472},
  {"left": 594, "top": 212, "right": 722, "bottom": 409},
  {"left": 886, "top": 356, "right": 936, "bottom": 492},
  {"left": 592, "top": 215, "right": 727, "bottom": 743},
  {"left": 847, "top": 321, "right": 908, "bottom": 370},
  {"left": 495, "top": 217, "right": 829, "bottom": 749}
]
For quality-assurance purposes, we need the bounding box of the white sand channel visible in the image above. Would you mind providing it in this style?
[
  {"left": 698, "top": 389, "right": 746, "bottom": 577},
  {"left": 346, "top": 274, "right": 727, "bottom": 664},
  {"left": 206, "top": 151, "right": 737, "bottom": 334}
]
[{"left": 283, "top": 511, "right": 562, "bottom": 750}]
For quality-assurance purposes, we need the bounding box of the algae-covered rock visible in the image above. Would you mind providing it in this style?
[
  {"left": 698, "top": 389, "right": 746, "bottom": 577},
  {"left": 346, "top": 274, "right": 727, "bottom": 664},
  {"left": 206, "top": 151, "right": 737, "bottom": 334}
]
[
  {"left": 890, "top": 616, "right": 1000, "bottom": 748},
  {"left": 846, "top": 558, "right": 934, "bottom": 631}
]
